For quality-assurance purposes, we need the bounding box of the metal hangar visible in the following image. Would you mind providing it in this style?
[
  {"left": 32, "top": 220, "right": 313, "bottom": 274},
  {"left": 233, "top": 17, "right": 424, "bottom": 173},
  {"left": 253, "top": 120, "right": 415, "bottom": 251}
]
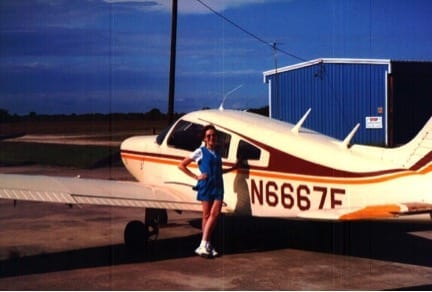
[{"left": 263, "top": 58, "right": 432, "bottom": 146}]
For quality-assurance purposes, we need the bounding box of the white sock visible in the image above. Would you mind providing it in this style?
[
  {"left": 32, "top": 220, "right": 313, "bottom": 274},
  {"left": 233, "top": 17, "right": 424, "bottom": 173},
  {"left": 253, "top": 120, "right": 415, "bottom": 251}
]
[{"left": 200, "top": 240, "right": 208, "bottom": 248}]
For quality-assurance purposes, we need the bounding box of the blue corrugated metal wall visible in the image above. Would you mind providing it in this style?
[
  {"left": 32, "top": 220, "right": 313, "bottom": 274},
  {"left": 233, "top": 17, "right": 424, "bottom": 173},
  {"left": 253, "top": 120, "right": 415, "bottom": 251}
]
[{"left": 266, "top": 60, "right": 390, "bottom": 145}]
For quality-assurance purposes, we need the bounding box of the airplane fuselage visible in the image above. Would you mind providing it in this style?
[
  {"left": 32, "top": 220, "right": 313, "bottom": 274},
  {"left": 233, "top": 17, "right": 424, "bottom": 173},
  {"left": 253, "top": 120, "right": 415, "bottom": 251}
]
[{"left": 120, "top": 109, "right": 432, "bottom": 220}]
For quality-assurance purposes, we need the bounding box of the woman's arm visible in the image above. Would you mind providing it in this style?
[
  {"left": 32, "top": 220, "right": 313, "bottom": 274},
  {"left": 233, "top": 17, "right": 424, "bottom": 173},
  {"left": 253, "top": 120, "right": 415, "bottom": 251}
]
[
  {"left": 179, "top": 157, "right": 207, "bottom": 180},
  {"left": 222, "top": 160, "right": 242, "bottom": 174}
]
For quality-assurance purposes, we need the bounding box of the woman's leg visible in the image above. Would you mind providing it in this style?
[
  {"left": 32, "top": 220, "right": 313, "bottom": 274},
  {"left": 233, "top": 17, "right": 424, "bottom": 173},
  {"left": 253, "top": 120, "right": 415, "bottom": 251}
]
[
  {"left": 202, "top": 200, "right": 222, "bottom": 242},
  {"left": 201, "top": 200, "right": 211, "bottom": 232}
]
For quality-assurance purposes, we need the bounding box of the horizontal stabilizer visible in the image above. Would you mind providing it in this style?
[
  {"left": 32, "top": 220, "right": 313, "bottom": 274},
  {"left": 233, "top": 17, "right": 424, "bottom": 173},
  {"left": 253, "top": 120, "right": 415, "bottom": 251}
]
[{"left": 298, "top": 202, "right": 432, "bottom": 221}]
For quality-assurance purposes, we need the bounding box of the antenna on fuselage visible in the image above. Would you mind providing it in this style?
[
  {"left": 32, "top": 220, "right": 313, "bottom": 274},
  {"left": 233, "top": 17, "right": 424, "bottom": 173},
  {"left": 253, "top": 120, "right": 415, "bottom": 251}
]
[
  {"left": 291, "top": 108, "right": 311, "bottom": 134},
  {"left": 340, "top": 123, "right": 360, "bottom": 148},
  {"left": 219, "top": 84, "right": 243, "bottom": 110}
]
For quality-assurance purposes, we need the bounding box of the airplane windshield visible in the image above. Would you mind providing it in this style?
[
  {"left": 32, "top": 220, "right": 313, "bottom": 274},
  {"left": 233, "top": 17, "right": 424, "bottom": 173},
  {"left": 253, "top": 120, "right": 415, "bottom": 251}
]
[
  {"left": 167, "top": 120, "right": 203, "bottom": 151},
  {"left": 156, "top": 124, "right": 172, "bottom": 145}
]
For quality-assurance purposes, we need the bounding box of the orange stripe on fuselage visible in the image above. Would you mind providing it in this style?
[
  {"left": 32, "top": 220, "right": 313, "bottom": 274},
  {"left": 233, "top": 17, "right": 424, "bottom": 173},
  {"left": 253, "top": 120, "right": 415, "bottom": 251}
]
[
  {"left": 121, "top": 152, "right": 180, "bottom": 166},
  {"left": 120, "top": 152, "right": 432, "bottom": 185}
]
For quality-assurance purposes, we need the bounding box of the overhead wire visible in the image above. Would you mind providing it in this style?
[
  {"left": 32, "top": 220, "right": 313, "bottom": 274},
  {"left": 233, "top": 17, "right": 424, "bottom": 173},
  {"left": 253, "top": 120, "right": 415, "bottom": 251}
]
[
  {"left": 194, "top": 0, "right": 307, "bottom": 62},
  {"left": 194, "top": 0, "right": 353, "bottom": 131}
]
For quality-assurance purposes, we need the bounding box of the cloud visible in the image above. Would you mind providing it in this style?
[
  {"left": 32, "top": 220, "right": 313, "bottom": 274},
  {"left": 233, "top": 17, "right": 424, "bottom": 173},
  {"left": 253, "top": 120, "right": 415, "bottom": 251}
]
[{"left": 103, "top": 0, "right": 274, "bottom": 14}]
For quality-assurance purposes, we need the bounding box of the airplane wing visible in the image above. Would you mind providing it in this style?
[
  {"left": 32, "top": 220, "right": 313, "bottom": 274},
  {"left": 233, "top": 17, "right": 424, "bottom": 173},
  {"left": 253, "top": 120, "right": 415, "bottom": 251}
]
[
  {"left": 0, "top": 173, "right": 204, "bottom": 212},
  {"left": 298, "top": 203, "right": 432, "bottom": 220}
]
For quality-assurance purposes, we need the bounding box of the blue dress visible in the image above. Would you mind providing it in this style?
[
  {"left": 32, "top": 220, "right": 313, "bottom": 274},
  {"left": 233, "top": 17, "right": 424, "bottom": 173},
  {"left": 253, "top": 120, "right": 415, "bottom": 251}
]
[{"left": 195, "top": 146, "right": 224, "bottom": 201}]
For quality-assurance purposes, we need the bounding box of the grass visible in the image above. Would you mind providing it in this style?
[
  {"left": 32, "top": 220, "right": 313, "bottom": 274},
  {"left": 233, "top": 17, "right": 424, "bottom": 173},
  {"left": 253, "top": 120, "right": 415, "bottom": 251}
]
[
  {"left": 0, "top": 118, "right": 169, "bottom": 168},
  {"left": 0, "top": 142, "right": 120, "bottom": 169},
  {"left": 0, "top": 119, "right": 168, "bottom": 135}
]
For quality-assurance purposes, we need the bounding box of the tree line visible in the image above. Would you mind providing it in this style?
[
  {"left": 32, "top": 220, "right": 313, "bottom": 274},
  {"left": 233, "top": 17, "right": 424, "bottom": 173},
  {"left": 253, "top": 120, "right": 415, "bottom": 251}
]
[
  {"left": 0, "top": 106, "right": 269, "bottom": 123},
  {"left": 0, "top": 108, "right": 175, "bottom": 123}
]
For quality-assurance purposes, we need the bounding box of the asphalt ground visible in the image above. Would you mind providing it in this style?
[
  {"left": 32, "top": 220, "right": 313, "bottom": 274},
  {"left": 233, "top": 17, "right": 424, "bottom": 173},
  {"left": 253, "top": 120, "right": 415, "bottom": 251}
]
[{"left": 0, "top": 165, "right": 431, "bottom": 290}]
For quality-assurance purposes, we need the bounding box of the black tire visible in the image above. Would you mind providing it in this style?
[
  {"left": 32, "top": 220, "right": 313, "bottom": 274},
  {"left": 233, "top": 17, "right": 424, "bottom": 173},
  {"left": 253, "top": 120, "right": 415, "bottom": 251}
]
[{"left": 124, "top": 220, "right": 149, "bottom": 250}]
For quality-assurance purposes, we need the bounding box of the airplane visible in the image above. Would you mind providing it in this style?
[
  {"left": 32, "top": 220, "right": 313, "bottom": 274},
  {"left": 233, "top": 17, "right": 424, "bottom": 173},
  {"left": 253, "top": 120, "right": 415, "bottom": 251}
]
[{"left": 1, "top": 108, "right": 431, "bottom": 249}]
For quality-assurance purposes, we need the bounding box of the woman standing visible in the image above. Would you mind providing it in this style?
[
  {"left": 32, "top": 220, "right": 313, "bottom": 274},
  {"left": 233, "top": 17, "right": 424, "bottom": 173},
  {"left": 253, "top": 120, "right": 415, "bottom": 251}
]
[{"left": 179, "top": 124, "right": 234, "bottom": 257}]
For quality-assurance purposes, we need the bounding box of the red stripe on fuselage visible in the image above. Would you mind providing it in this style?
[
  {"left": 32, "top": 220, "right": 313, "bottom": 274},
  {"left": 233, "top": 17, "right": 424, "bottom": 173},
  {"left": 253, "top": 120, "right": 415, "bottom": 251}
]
[{"left": 121, "top": 149, "right": 431, "bottom": 185}]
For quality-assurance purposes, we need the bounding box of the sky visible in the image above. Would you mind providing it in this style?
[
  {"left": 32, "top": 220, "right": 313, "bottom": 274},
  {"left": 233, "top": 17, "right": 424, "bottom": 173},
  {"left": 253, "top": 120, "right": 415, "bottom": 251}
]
[{"left": 0, "top": 0, "right": 431, "bottom": 115}]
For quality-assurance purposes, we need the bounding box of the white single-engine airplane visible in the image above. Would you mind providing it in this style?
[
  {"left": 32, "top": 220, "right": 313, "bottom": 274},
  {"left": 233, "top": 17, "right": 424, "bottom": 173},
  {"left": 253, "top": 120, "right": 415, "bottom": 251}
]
[{"left": 1, "top": 108, "right": 431, "bottom": 248}]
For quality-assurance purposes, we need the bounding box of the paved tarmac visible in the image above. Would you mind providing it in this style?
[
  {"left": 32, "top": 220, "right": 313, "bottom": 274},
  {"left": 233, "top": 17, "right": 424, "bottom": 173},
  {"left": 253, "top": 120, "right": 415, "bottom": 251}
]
[{"left": 0, "top": 165, "right": 431, "bottom": 290}]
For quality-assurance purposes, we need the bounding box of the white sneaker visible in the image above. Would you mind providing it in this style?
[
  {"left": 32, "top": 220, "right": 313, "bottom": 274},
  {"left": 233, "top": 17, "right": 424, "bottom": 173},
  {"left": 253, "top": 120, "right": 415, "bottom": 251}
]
[
  {"left": 195, "top": 245, "right": 210, "bottom": 257},
  {"left": 210, "top": 247, "right": 218, "bottom": 257},
  {"left": 206, "top": 244, "right": 219, "bottom": 257}
]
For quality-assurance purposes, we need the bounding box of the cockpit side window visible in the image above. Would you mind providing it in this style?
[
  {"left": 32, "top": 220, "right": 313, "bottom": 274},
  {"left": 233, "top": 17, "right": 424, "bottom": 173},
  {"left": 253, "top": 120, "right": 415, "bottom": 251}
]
[
  {"left": 167, "top": 120, "right": 231, "bottom": 158},
  {"left": 237, "top": 140, "right": 261, "bottom": 161}
]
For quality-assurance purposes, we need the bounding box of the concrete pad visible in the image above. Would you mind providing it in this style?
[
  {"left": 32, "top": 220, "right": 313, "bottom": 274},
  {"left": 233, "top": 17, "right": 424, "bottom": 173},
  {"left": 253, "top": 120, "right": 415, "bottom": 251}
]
[{"left": 0, "top": 165, "right": 431, "bottom": 290}]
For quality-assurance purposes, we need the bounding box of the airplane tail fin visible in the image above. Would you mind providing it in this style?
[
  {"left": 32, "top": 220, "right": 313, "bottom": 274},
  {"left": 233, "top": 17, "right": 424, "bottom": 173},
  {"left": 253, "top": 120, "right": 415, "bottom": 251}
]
[{"left": 388, "top": 116, "right": 432, "bottom": 169}]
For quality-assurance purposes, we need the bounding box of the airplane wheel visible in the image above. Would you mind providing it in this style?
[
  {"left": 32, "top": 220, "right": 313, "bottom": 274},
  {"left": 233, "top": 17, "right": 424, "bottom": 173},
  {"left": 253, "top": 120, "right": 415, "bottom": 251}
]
[
  {"left": 147, "top": 219, "right": 160, "bottom": 240},
  {"left": 124, "top": 220, "right": 149, "bottom": 250}
]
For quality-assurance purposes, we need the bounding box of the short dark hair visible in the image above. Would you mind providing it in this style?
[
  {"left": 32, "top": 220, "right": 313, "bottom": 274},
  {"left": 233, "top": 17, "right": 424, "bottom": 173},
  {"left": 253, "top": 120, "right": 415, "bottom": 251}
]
[{"left": 201, "top": 124, "right": 216, "bottom": 140}]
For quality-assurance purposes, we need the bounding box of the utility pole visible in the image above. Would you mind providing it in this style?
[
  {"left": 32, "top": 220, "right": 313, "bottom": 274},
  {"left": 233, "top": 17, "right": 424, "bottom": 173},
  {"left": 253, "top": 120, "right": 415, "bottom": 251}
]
[
  {"left": 271, "top": 41, "right": 278, "bottom": 73},
  {"left": 167, "top": 0, "right": 177, "bottom": 124},
  {"left": 271, "top": 41, "right": 279, "bottom": 115}
]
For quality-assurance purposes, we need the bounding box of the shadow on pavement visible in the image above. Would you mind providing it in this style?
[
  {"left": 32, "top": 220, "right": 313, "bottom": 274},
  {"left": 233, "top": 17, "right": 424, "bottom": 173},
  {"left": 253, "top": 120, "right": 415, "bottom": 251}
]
[
  {"left": 1, "top": 216, "right": 431, "bottom": 278},
  {"left": 214, "top": 216, "right": 432, "bottom": 267}
]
